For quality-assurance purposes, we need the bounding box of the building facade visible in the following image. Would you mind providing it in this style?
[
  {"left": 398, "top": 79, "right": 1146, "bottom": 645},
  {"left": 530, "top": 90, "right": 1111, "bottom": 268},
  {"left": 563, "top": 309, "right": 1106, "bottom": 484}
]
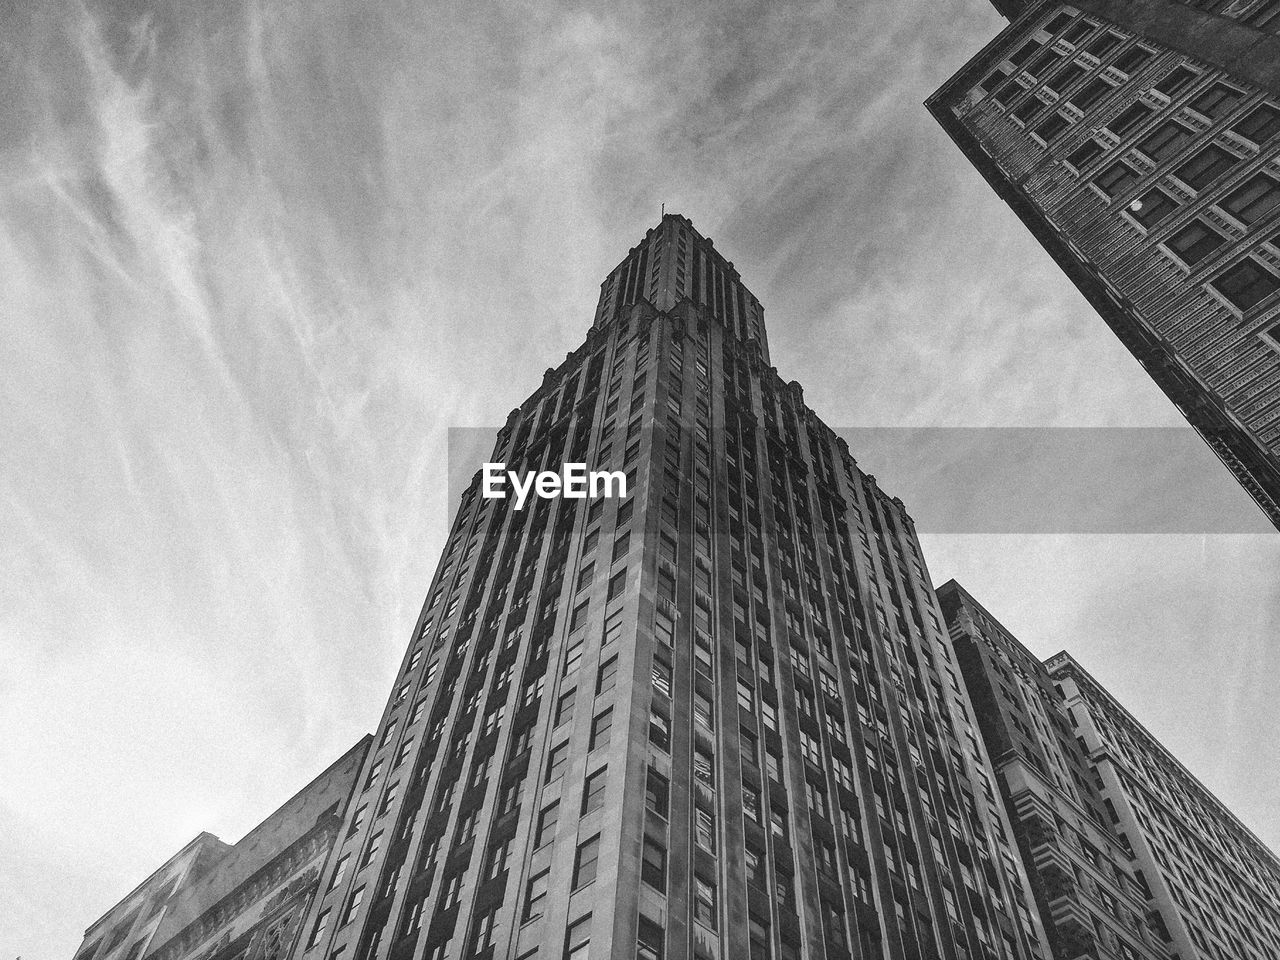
[
  {"left": 1046, "top": 653, "right": 1280, "bottom": 960},
  {"left": 937, "top": 582, "right": 1168, "bottom": 960},
  {"left": 927, "top": 0, "right": 1280, "bottom": 529},
  {"left": 73, "top": 738, "right": 371, "bottom": 960},
  {"left": 291, "top": 215, "right": 1053, "bottom": 960}
]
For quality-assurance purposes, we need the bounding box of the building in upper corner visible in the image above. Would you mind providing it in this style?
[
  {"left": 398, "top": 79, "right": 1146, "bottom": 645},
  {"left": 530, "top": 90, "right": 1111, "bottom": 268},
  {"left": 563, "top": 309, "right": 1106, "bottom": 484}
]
[
  {"left": 1046, "top": 653, "right": 1280, "bottom": 960},
  {"left": 74, "top": 833, "right": 232, "bottom": 960},
  {"left": 288, "top": 214, "right": 1053, "bottom": 960},
  {"left": 937, "top": 581, "right": 1169, "bottom": 960},
  {"left": 926, "top": 0, "right": 1280, "bottom": 530},
  {"left": 72, "top": 737, "right": 371, "bottom": 960}
]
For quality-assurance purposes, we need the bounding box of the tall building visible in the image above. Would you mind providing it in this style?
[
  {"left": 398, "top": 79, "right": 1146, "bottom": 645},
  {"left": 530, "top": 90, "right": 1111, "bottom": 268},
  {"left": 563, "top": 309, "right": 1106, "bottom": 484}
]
[
  {"left": 73, "top": 737, "right": 371, "bottom": 960},
  {"left": 937, "top": 581, "right": 1169, "bottom": 960},
  {"left": 1046, "top": 653, "right": 1280, "bottom": 960},
  {"left": 291, "top": 215, "right": 1054, "bottom": 960},
  {"left": 926, "top": 0, "right": 1280, "bottom": 529}
]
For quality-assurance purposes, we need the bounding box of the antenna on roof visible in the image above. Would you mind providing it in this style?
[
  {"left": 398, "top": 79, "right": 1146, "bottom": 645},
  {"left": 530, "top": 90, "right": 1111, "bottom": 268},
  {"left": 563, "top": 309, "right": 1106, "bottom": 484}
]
[{"left": 661, "top": 203, "right": 665, "bottom": 217}]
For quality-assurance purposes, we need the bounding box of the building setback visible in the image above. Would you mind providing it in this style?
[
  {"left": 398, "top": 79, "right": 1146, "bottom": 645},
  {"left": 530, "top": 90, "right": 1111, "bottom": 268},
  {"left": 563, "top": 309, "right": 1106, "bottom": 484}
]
[
  {"left": 927, "top": 0, "right": 1280, "bottom": 529},
  {"left": 1046, "top": 653, "right": 1280, "bottom": 960},
  {"left": 291, "top": 215, "right": 1053, "bottom": 960},
  {"left": 937, "top": 581, "right": 1169, "bottom": 960},
  {"left": 72, "top": 737, "right": 371, "bottom": 960}
]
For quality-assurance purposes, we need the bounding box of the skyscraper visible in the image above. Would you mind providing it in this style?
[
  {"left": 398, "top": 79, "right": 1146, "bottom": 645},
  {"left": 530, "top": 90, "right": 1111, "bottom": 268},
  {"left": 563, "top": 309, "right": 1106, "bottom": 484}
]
[
  {"left": 292, "top": 215, "right": 1053, "bottom": 960},
  {"left": 1046, "top": 653, "right": 1280, "bottom": 960},
  {"left": 927, "top": 0, "right": 1280, "bottom": 529},
  {"left": 937, "top": 581, "right": 1169, "bottom": 960}
]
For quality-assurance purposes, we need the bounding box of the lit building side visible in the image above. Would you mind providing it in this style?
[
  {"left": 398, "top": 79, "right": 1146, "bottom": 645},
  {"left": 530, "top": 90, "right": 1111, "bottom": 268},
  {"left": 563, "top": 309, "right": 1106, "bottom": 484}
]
[
  {"left": 937, "top": 581, "right": 1170, "bottom": 960},
  {"left": 72, "top": 738, "right": 371, "bottom": 960},
  {"left": 293, "top": 214, "right": 1052, "bottom": 960},
  {"left": 1045, "top": 653, "right": 1280, "bottom": 960},
  {"left": 927, "top": 0, "right": 1280, "bottom": 529}
]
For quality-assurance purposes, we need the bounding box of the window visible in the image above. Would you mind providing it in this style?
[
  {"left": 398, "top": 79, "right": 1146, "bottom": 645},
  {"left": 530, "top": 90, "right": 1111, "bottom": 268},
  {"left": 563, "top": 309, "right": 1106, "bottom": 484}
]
[
  {"left": 341, "top": 886, "right": 365, "bottom": 926},
  {"left": 582, "top": 767, "right": 608, "bottom": 815},
  {"left": 1008, "top": 39, "right": 1039, "bottom": 66},
  {"left": 556, "top": 689, "right": 577, "bottom": 727},
  {"left": 1086, "top": 32, "right": 1121, "bottom": 57},
  {"left": 693, "top": 877, "right": 718, "bottom": 928},
  {"left": 1045, "top": 10, "right": 1074, "bottom": 34},
  {"left": 308, "top": 909, "right": 331, "bottom": 949},
  {"left": 1190, "top": 82, "right": 1244, "bottom": 119},
  {"left": 565, "top": 915, "right": 592, "bottom": 960},
  {"left": 573, "top": 835, "right": 602, "bottom": 888},
  {"left": 607, "top": 570, "right": 628, "bottom": 602},
  {"left": 1221, "top": 173, "right": 1280, "bottom": 225},
  {"left": 524, "top": 869, "right": 550, "bottom": 920},
  {"left": 649, "top": 707, "right": 670, "bottom": 749},
  {"left": 694, "top": 747, "right": 715, "bottom": 790},
  {"left": 1012, "top": 97, "right": 1044, "bottom": 125},
  {"left": 597, "top": 655, "right": 619, "bottom": 694},
  {"left": 1062, "top": 20, "right": 1093, "bottom": 44},
  {"left": 1106, "top": 102, "right": 1153, "bottom": 137},
  {"left": 535, "top": 801, "right": 559, "bottom": 846},
  {"left": 1166, "top": 220, "right": 1226, "bottom": 266},
  {"left": 1232, "top": 104, "right": 1280, "bottom": 145},
  {"left": 588, "top": 707, "right": 613, "bottom": 750},
  {"left": 642, "top": 836, "right": 667, "bottom": 889},
  {"left": 1093, "top": 161, "right": 1138, "bottom": 198},
  {"left": 694, "top": 807, "right": 717, "bottom": 853},
  {"left": 546, "top": 741, "right": 570, "bottom": 783},
  {"left": 1047, "top": 62, "right": 1085, "bottom": 94},
  {"left": 1175, "top": 145, "right": 1237, "bottom": 191},
  {"left": 1128, "top": 189, "right": 1178, "bottom": 229},
  {"left": 569, "top": 600, "right": 589, "bottom": 633},
  {"left": 1210, "top": 258, "right": 1280, "bottom": 311},
  {"left": 637, "top": 917, "right": 665, "bottom": 960},
  {"left": 749, "top": 917, "right": 772, "bottom": 960},
  {"left": 1068, "top": 77, "right": 1112, "bottom": 111},
  {"left": 611, "top": 532, "right": 630, "bottom": 563},
  {"left": 1034, "top": 112, "right": 1070, "bottom": 142},
  {"left": 1138, "top": 121, "right": 1193, "bottom": 161},
  {"left": 1154, "top": 66, "right": 1196, "bottom": 97},
  {"left": 1113, "top": 46, "right": 1152, "bottom": 74},
  {"left": 652, "top": 657, "right": 672, "bottom": 697},
  {"left": 1066, "top": 139, "right": 1104, "bottom": 170}
]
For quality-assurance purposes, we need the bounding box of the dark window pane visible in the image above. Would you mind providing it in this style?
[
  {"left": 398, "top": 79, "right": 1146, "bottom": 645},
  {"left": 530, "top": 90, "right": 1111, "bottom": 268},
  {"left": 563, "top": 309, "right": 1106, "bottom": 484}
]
[
  {"left": 1154, "top": 66, "right": 1197, "bottom": 97},
  {"left": 1013, "top": 97, "right": 1045, "bottom": 124},
  {"left": 1069, "top": 77, "right": 1113, "bottom": 111},
  {"left": 1210, "top": 258, "right": 1280, "bottom": 311},
  {"left": 1045, "top": 11, "right": 1075, "bottom": 33},
  {"left": 1138, "top": 121, "right": 1194, "bottom": 161},
  {"left": 1221, "top": 173, "right": 1280, "bottom": 225},
  {"left": 1063, "top": 20, "right": 1094, "bottom": 44},
  {"left": 1026, "top": 47, "right": 1065, "bottom": 78},
  {"left": 1094, "top": 162, "right": 1139, "bottom": 198},
  {"left": 1232, "top": 104, "right": 1280, "bottom": 145},
  {"left": 1035, "top": 113, "right": 1071, "bottom": 142},
  {"left": 1066, "top": 140, "right": 1104, "bottom": 170},
  {"left": 1166, "top": 220, "right": 1226, "bottom": 266},
  {"left": 1128, "top": 189, "right": 1179, "bottom": 228},
  {"left": 1107, "top": 102, "right": 1154, "bottom": 136},
  {"left": 1086, "top": 32, "right": 1122, "bottom": 57},
  {"left": 1190, "top": 82, "right": 1244, "bottom": 120},
  {"left": 1114, "top": 47, "right": 1153, "bottom": 74},
  {"left": 1174, "top": 145, "right": 1237, "bottom": 191},
  {"left": 1009, "top": 40, "right": 1041, "bottom": 66},
  {"left": 1047, "top": 62, "right": 1086, "bottom": 94}
]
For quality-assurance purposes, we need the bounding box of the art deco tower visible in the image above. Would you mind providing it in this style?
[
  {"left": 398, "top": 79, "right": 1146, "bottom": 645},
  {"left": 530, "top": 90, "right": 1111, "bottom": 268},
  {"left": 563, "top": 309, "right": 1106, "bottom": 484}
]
[
  {"left": 292, "top": 216, "right": 1053, "bottom": 960},
  {"left": 927, "top": 0, "right": 1280, "bottom": 529}
]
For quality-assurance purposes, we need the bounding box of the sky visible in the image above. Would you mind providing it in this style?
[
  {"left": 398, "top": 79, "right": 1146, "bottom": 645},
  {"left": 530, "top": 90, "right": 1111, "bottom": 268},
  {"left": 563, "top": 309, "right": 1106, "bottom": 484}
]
[{"left": 2, "top": 1, "right": 1277, "bottom": 956}]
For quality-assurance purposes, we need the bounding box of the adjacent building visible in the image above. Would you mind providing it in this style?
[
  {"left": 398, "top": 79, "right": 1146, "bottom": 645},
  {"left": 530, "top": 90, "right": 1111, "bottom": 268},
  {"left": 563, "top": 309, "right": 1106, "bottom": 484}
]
[
  {"left": 293, "top": 215, "right": 1053, "bottom": 960},
  {"left": 1047, "top": 653, "right": 1280, "bottom": 960},
  {"left": 73, "top": 737, "right": 371, "bottom": 960},
  {"left": 937, "top": 581, "right": 1168, "bottom": 960},
  {"left": 927, "top": 0, "right": 1280, "bottom": 529}
]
